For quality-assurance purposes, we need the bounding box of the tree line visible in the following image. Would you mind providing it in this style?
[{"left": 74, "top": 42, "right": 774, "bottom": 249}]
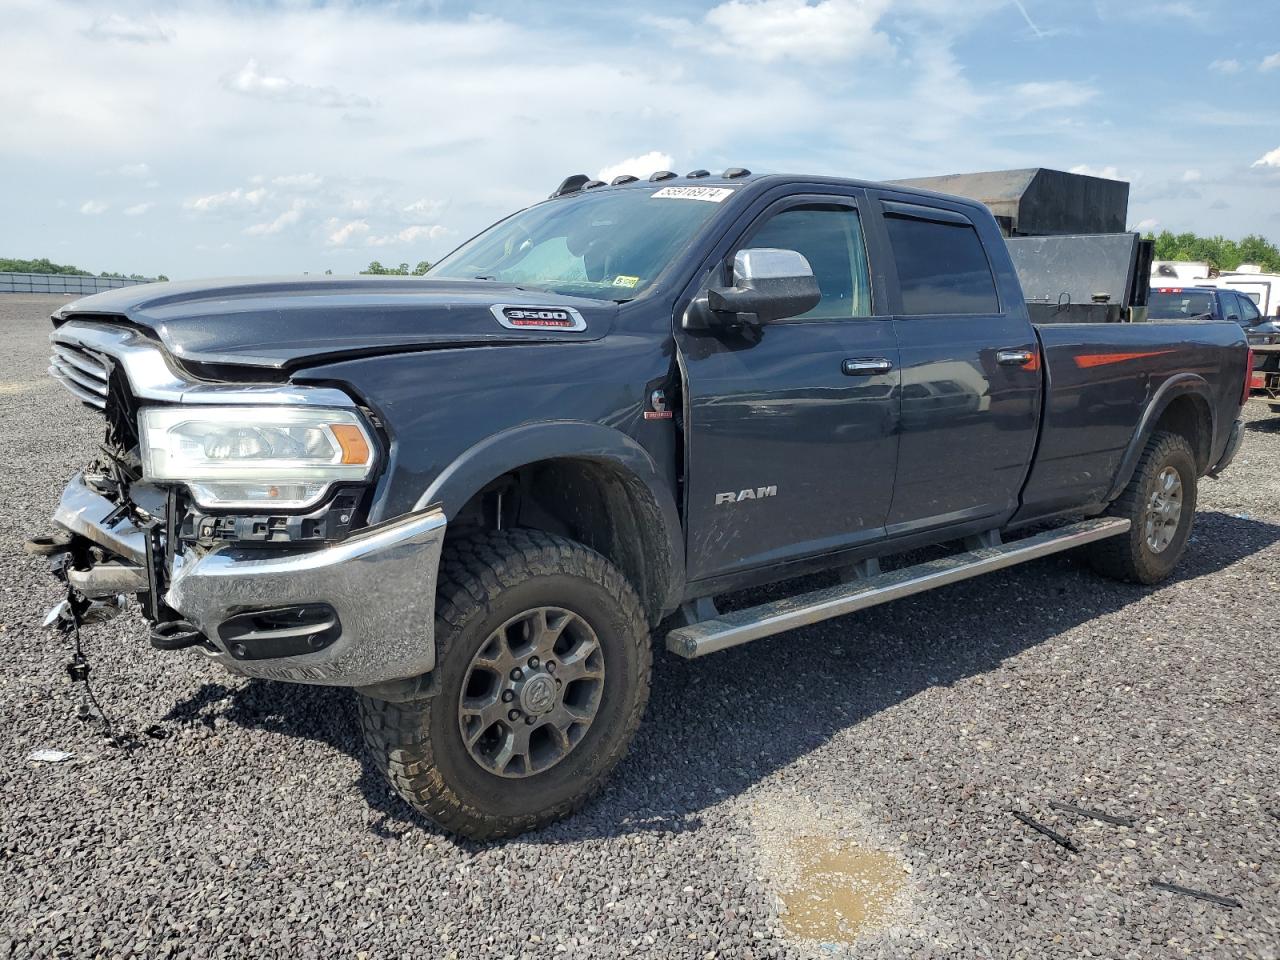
[
  {"left": 360, "top": 261, "right": 431, "bottom": 276},
  {"left": 1145, "top": 231, "right": 1280, "bottom": 274},
  {"left": 1, "top": 256, "right": 168, "bottom": 282}
]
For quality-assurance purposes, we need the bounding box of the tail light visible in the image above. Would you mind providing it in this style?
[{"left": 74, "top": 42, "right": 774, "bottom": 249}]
[{"left": 1242, "top": 348, "right": 1254, "bottom": 405}]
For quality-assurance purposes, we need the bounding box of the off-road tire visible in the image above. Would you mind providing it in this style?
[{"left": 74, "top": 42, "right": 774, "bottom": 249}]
[
  {"left": 358, "top": 529, "right": 651, "bottom": 840},
  {"left": 1089, "top": 430, "right": 1197, "bottom": 584}
]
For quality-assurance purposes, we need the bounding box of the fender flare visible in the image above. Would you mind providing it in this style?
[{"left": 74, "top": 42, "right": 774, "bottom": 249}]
[
  {"left": 414, "top": 421, "right": 685, "bottom": 614},
  {"left": 1103, "top": 373, "right": 1216, "bottom": 503}
]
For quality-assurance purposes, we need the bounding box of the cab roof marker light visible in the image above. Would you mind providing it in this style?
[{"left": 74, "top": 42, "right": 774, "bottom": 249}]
[
  {"left": 610, "top": 175, "right": 639, "bottom": 186},
  {"left": 649, "top": 171, "right": 677, "bottom": 182},
  {"left": 582, "top": 180, "right": 606, "bottom": 190},
  {"left": 686, "top": 169, "right": 710, "bottom": 179},
  {"left": 723, "top": 167, "right": 751, "bottom": 178},
  {"left": 550, "top": 174, "right": 590, "bottom": 199}
]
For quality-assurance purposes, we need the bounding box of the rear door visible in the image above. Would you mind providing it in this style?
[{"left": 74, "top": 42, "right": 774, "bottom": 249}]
[
  {"left": 868, "top": 195, "right": 1041, "bottom": 535},
  {"left": 678, "top": 191, "right": 900, "bottom": 582},
  {"left": 1237, "top": 292, "right": 1262, "bottom": 327}
]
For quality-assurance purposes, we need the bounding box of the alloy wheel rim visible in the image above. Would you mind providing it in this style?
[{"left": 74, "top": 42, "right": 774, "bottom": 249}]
[
  {"left": 1144, "top": 465, "right": 1183, "bottom": 554},
  {"left": 457, "top": 606, "right": 605, "bottom": 779}
]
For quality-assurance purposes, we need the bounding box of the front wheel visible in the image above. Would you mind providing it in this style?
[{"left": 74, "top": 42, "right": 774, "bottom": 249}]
[
  {"left": 1089, "top": 430, "right": 1198, "bottom": 584},
  {"left": 358, "top": 530, "right": 651, "bottom": 840}
]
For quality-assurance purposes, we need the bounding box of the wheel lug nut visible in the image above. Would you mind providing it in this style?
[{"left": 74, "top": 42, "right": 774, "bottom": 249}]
[
  {"left": 525, "top": 715, "right": 536, "bottom": 725},
  {"left": 545, "top": 661, "right": 556, "bottom": 673},
  {"left": 510, "top": 668, "right": 523, "bottom": 681},
  {"left": 501, "top": 690, "right": 514, "bottom": 703},
  {"left": 508, "top": 709, "right": 521, "bottom": 721},
  {"left": 528, "top": 656, "right": 539, "bottom": 669}
]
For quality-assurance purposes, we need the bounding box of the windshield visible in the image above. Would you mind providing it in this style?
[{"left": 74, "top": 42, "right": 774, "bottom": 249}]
[
  {"left": 1148, "top": 289, "right": 1216, "bottom": 320},
  {"left": 429, "top": 187, "right": 733, "bottom": 299}
]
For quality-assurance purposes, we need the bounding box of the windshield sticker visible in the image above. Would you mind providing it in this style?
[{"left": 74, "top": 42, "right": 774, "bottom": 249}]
[
  {"left": 491, "top": 304, "right": 587, "bottom": 332},
  {"left": 651, "top": 186, "right": 735, "bottom": 203},
  {"left": 613, "top": 275, "right": 640, "bottom": 288}
]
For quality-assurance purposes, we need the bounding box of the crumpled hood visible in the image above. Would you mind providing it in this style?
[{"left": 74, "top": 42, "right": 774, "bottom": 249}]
[{"left": 53, "top": 276, "right": 618, "bottom": 369}]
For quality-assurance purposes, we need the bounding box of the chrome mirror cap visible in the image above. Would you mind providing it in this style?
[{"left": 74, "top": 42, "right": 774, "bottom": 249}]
[{"left": 733, "top": 248, "right": 815, "bottom": 283}]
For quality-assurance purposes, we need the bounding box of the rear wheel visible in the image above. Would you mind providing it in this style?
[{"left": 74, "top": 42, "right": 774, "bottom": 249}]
[
  {"left": 358, "top": 529, "right": 650, "bottom": 840},
  {"left": 1089, "top": 430, "right": 1197, "bottom": 584}
]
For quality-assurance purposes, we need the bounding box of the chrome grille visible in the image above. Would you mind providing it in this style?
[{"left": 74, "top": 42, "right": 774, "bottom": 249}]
[{"left": 49, "top": 340, "right": 109, "bottom": 409}]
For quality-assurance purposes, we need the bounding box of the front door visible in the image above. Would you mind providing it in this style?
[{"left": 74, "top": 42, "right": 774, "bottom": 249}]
[{"left": 678, "top": 194, "right": 900, "bottom": 583}]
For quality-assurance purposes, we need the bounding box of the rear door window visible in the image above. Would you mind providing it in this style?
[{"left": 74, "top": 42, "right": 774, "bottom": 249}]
[
  {"left": 1237, "top": 294, "right": 1261, "bottom": 325},
  {"left": 884, "top": 212, "right": 999, "bottom": 315}
]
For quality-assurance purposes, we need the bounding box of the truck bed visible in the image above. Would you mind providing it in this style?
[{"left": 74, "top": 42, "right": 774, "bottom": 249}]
[{"left": 1016, "top": 319, "right": 1247, "bottom": 522}]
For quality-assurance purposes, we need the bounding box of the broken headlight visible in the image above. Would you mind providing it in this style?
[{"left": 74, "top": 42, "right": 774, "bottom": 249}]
[{"left": 138, "top": 406, "right": 375, "bottom": 509}]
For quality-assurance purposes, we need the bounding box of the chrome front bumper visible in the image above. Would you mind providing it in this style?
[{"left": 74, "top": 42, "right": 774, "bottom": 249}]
[{"left": 51, "top": 474, "right": 447, "bottom": 687}]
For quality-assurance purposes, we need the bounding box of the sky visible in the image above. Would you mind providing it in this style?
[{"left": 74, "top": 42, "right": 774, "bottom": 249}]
[{"left": 1, "top": 0, "right": 1279, "bottom": 280}]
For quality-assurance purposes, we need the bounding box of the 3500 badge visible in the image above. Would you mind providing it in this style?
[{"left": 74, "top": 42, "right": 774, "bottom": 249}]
[{"left": 491, "top": 304, "right": 587, "bottom": 331}]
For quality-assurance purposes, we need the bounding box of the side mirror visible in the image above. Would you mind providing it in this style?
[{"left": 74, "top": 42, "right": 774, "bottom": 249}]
[{"left": 703, "top": 248, "right": 821, "bottom": 327}]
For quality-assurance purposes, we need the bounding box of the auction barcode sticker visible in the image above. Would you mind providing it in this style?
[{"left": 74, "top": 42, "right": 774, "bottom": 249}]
[{"left": 650, "top": 186, "right": 735, "bottom": 202}]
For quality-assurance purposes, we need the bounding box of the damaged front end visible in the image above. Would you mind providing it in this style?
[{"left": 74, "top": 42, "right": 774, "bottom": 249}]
[{"left": 33, "top": 319, "right": 446, "bottom": 687}]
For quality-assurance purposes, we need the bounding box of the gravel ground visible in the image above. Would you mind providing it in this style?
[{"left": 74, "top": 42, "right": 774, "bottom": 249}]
[{"left": 1, "top": 292, "right": 1278, "bottom": 959}]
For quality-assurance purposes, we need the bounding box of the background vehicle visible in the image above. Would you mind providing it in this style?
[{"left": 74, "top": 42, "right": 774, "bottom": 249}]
[
  {"left": 32, "top": 168, "right": 1250, "bottom": 839},
  {"left": 1149, "top": 284, "right": 1280, "bottom": 369},
  {"left": 1208, "top": 265, "right": 1280, "bottom": 317}
]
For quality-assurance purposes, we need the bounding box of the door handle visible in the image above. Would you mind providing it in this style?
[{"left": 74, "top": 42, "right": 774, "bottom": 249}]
[
  {"left": 996, "top": 349, "right": 1035, "bottom": 366},
  {"left": 842, "top": 358, "right": 893, "bottom": 376}
]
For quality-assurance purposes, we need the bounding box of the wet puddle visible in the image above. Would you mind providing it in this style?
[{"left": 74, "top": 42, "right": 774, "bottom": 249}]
[{"left": 775, "top": 836, "right": 905, "bottom": 942}]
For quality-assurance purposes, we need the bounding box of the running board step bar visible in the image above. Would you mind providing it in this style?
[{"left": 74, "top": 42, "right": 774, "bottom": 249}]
[{"left": 666, "top": 517, "right": 1130, "bottom": 659}]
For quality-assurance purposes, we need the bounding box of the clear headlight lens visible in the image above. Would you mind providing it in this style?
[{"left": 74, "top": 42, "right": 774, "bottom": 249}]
[{"left": 138, "top": 406, "right": 376, "bottom": 509}]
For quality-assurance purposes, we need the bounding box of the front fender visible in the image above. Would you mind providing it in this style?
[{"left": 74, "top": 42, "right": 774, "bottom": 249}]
[{"left": 413, "top": 421, "right": 685, "bottom": 614}]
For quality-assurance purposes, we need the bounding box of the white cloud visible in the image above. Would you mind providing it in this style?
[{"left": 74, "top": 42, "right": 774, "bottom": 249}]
[
  {"left": 225, "top": 59, "right": 372, "bottom": 109},
  {"left": 272, "top": 173, "right": 324, "bottom": 190},
  {"left": 1009, "top": 81, "right": 1097, "bottom": 114},
  {"left": 100, "top": 162, "right": 151, "bottom": 178},
  {"left": 655, "top": 0, "right": 895, "bottom": 63},
  {"left": 366, "top": 224, "right": 452, "bottom": 247},
  {"left": 123, "top": 202, "right": 155, "bottom": 216},
  {"left": 83, "top": 14, "right": 170, "bottom": 44},
  {"left": 1070, "top": 163, "right": 1124, "bottom": 181},
  {"left": 2, "top": 0, "right": 1261, "bottom": 279},
  {"left": 245, "top": 201, "right": 306, "bottom": 236},
  {"left": 403, "top": 198, "right": 445, "bottom": 218},
  {"left": 1262, "top": 53, "right": 1280, "bottom": 72},
  {"left": 597, "top": 152, "right": 675, "bottom": 183},
  {"left": 1135, "top": 217, "right": 1159, "bottom": 232},
  {"left": 80, "top": 199, "right": 108, "bottom": 215},
  {"left": 1209, "top": 58, "right": 1241, "bottom": 74},
  {"left": 327, "top": 219, "right": 370, "bottom": 246},
  {"left": 1181, "top": 169, "right": 1202, "bottom": 182},
  {"left": 1253, "top": 147, "right": 1280, "bottom": 169},
  {"left": 185, "top": 187, "right": 268, "bottom": 212}
]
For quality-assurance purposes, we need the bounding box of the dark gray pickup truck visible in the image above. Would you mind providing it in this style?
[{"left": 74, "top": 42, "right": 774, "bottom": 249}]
[{"left": 33, "top": 169, "right": 1250, "bottom": 839}]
